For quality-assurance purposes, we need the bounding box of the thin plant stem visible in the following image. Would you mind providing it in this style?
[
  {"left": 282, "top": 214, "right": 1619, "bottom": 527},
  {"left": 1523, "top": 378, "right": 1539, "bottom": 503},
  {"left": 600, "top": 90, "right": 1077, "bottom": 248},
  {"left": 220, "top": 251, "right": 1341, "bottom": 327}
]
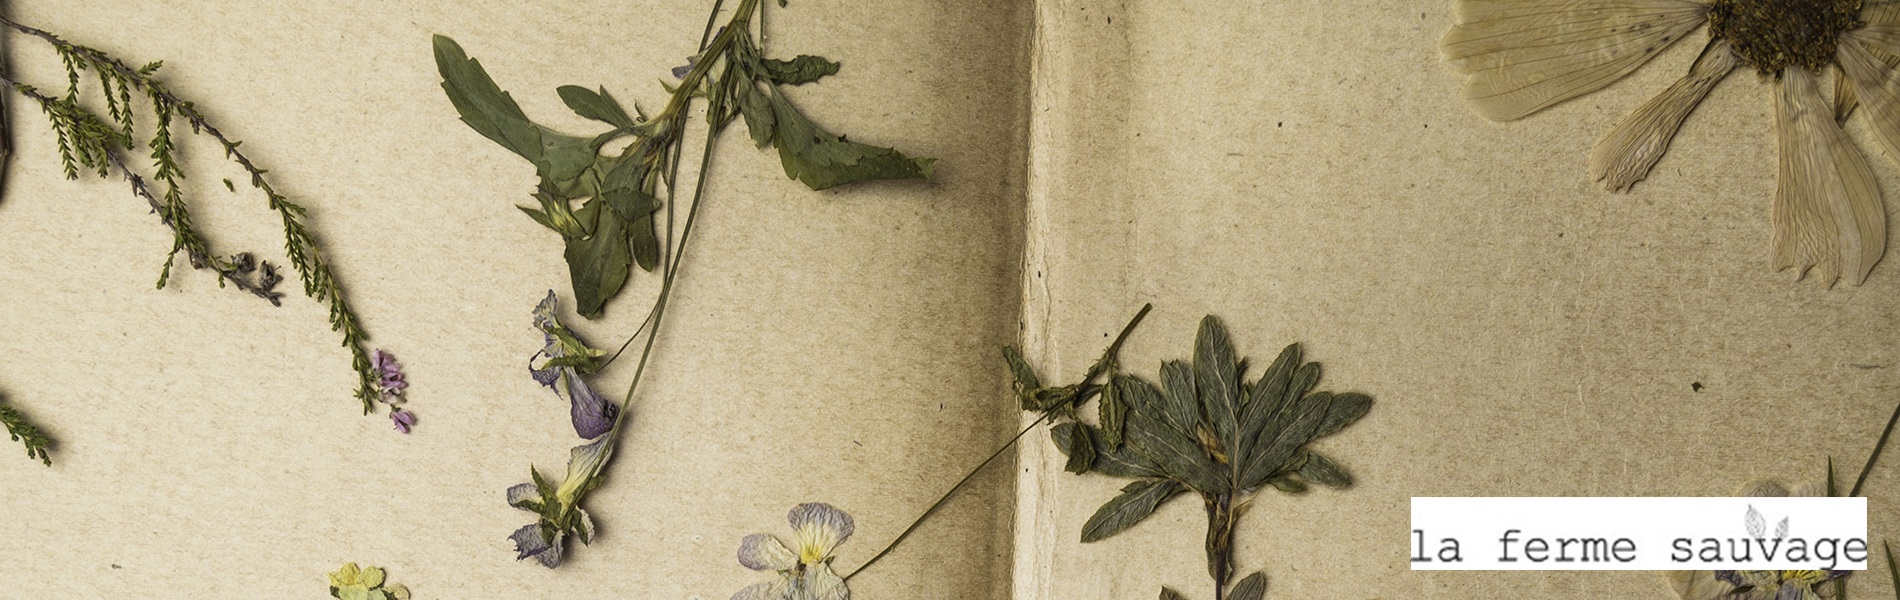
[{"left": 1851, "top": 399, "right": 1900, "bottom": 498}]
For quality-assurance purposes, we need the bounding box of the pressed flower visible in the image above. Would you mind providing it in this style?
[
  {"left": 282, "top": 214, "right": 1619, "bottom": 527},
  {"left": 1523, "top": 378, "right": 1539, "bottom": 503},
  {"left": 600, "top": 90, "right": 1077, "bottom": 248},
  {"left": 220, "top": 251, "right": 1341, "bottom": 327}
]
[
  {"left": 529, "top": 291, "right": 619, "bottom": 439},
  {"left": 732, "top": 503, "right": 854, "bottom": 600},
  {"left": 1665, "top": 481, "right": 1849, "bottom": 600},
  {"left": 1444, "top": 0, "right": 1900, "bottom": 287},
  {"left": 327, "top": 563, "right": 409, "bottom": 600},
  {"left": 390, "top": 409, "right": 415, "bottom": 434}
]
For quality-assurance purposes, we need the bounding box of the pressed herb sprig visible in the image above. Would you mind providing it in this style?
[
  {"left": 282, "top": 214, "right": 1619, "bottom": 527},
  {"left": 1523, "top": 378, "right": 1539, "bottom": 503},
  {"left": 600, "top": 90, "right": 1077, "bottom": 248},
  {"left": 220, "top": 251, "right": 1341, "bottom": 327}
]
[
  {"left": 1010, "top": 314, "right": 1373, "bottom": 600},
  {"left": 438, "top": 0, "right": 933, "bottom": 567},
  {"left": 0, "top": 394, "right": 53, "bottom": 466},
  {"left": 0, "top": 16, "right": 384, "bottom": 413}
]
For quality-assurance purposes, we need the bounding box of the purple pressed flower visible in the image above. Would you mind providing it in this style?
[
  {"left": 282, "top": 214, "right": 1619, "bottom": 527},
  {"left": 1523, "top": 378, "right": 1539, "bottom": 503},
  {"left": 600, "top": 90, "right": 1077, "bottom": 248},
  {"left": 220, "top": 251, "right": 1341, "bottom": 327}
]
[
  {"left": 565, "top": 375, "right": 618, "bottom": 439},
  {"left": 390, "top": 409, "right": 415, "bottom": 434},
  {"left": 372, "top": 349, "right": 408, "bottom": 397},
  {"left": 509, "top": 524, "right": 564, "bottom": 568},
  {"left": 672, "top": 55, "right": 699, "bottom": 79}
]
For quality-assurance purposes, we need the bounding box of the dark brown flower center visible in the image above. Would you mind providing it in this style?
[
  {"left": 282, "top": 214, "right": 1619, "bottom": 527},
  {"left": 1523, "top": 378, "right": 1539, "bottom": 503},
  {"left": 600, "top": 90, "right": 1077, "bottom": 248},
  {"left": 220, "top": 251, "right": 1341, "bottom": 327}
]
[{"left": 1709, "top": 0, "right": 1861, "bottom": 75}]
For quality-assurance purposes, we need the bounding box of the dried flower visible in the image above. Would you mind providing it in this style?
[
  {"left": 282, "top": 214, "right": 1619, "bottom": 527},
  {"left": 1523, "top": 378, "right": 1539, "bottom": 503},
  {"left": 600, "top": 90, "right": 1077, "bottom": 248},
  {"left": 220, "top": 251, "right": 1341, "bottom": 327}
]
[
  {"left": 1664, "top": 481, "right": 1847, "bottom": 600},
  {"left": 372, "top": 349, "right": 408, "bottom": 398},
  {"left": 732, "top": 503, "right": 854, "bottom": 600},
  {"left": 390, "top": 409, "right": 415, "bottom": 434},
  {"left": 1444, "top": 0, "right": 1900, "bottom": 286},
  {"left": 327, "top": 563, "right": 411, "bottom": 600},
  {"left": 529, "top": 291, "right": 618, "bottom": 439}
]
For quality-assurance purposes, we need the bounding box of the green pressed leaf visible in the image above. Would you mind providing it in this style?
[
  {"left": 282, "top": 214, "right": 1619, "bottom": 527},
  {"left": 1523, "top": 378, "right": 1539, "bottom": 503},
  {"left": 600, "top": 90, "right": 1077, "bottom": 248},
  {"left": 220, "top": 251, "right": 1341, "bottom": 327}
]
[
  {"left": 434, "top": 35, "right": 540, "bottom": 159},
  {"left": 1101, "top": 374, "right": 1130, "bottom": 448},
  {"left": 1240, "top": 392, "right": 1330, "bottom": 489},
  {"left": 1159, "top": 588, "right": 1188, "bottom": 600},
  {"left": 1127, "top": 407, "right": 1228, "bottom": 493},
  {"left": 768, "top": 91, "right": 934, "bottom": 190},
  {"left": 1065, "top": 423, "right": 1097, "bottom": 474},
  {"left": 1310, "top": 392, "right": 1372, "bottom": 440},
  {"left": 1268, "top": 475, "right": 1308, "bottom": 494},
  {"left": 1239, "top": 343, "right": 1300, "bottom": 444},
  {"left": 520, "top": 191, "right": 587, "bottom": 238},
  {"left": 1158, "top": 360, "right": 1203, "bottom": 438},
  {"left": 1080, "top": 479, "right": 1187, "bottom": 542},
  {"left": 1194, "top": 316, "right": 1242, "bottom": 452},
  {"left": 1052, "top": 422, "right": 1166, "bottom": 479},
  {"left": 563, "top": 208, "right": 632, "bottom": 318},
  {"left": 1827, "top": 456, "right": 1838, "bottom": 497},
  {"left": 629, "top": 212, "right": 660, "bottom": 272},
  {"left": 1281, "top": 362, "right": 1321, "bottom": 416},
  {"left": 1884, "top": 541, "right": 1898, "bottom": 599},
  {"left": 557, "top": 85, "right": 635, "bottom": 128},
  {"left": 759, "top": 55, "right": 841, "bottom": 85},
  {"left": 1298, "top": 451, "right": 1352, "bottom": 488},
  {"left": 1229, "top": 572, "right": 1267, "bottom": 600},
  {"left": 736, "top": 82, "right": 777, "bottom": 148},
  {"left": 1002, "top": 345, "right": 1043, "bottom": 409},
  {"left": 601, "top": 187, "right": 661, "bottom": 222}
]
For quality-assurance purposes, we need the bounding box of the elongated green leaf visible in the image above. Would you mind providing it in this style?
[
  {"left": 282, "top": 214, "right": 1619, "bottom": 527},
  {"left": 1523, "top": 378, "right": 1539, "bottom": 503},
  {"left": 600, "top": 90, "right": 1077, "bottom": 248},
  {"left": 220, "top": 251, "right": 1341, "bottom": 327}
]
[
  {"left": 1080, "top": 479, "right": 1187, "bottom": 542},
  {"left": 1229, "top": 572, "right": 1268, "bottom": 600},
  {"left": 1884, "top": 541, "right": 1898, "bottom": 600},
  {"left": 1159, "top": 588, "right": 1188, "bottom": 600},
  {"left": 1101, "top": 374, "right": 1130, "bottom": 448},
  {"left": 434, "top": 35, "right": 540, "bottom": 159},
  {"left": 1310, "top": 392, "right": 1372, "bottom": 440},
  {"left": 1159, "top": 360, "right": 1203, "bottom": 438},
  {"left": 563, "top": 207, "right": 631, "bottom": 318},
  {"left": 1268, "top": 475, "right": 1308, "bottom": 494},
  {"left": 557, "top": 85, "right": 635, "bottom": 128},
  {"left": 1065, "top": 423, "right": 1097, "bottom": 474},
  {"left": 628, "top": 212, "right": 659, "bottom": 272},
  {"left": 1052, "top": 422, "right": 1166, "bottom": 479},
  {"left": 1194, "top": 316, "right": 1242, "bottom": 452},
  {"left": 759, "top": 55, "right": 841, "bottom": 85},
  {"left": 1238, "top": 343, "right": 1299, "bottom": 458},
  {"left": 1298, "top": 451, "right": 1352, "bottom": 488},
  {"left": 1003, "top": 346, "right": 1042, "bottom": 402},
  {"left": 601, "top": 187, "right": 660, "bottom": 222},
  {"left": 1281, "top": 362, "right": 1320, "bottom": 416},
  {"left": 1240, "top": 392, "right": 1330, "bottom": 489},
  {"left": 1127, "top": 407, "right": 1228, "bottom": 493},
  {"left": 768, "top": 90, "right": 933, "bottom": 190}
]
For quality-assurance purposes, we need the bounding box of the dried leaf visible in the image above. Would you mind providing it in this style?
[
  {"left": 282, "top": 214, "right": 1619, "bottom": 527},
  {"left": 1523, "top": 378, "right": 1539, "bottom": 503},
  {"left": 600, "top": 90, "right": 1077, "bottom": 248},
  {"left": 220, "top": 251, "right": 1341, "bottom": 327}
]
[
  {"left": 759, "top": 55, "right": 841, "bottom": 86},
  {"left": 766, "top": 90, "right": 934, "bottom": 190},
  {"left": 1002, "top": 345, "right": 1043, "bottom": 409},
  {"left": 1065, "top": 422, "right": 1097, "bottom": 474},
  {"left": 1159, "top": 587, "right": 1188, "bottom": 600},
  {"left": 1158, "top": 360, "right": 1204, "bottom": 438},
  {"left": 563, "top": 207, "right": 632, "bottom": 318},
  {"left": 1194, "top": 316, "right": 1242, "bottom": 450},
  {"left": 1240, "top": 392, "right": 1329, "bottom": 490},
  {"left": 1052, "top": 422, "right": 1166, "bottom": 479},
  {"left": 1101, "top": 373, "right": 1129, "bottom": 448},
  {"left": 1127, "top": 404, "right": 1228, "bottom": 493},
  {"left": 1309, "top": 392, "right": 1372, "bottom": 440},
  {"left": 1442, "top": 0, "right": 1710, "bottom": 120},
  {"left": 557, "top": 85, "right": 636, "bottom": 128},
  {"left": 1228, "top": 572, "right": 1268, "bottom": 600},
  {"left": 1297, "top": 451, "right": 1352, "bottom": 488},
  {"left": 1080, "top": 479, "right": 1188, "bottom": 542}
]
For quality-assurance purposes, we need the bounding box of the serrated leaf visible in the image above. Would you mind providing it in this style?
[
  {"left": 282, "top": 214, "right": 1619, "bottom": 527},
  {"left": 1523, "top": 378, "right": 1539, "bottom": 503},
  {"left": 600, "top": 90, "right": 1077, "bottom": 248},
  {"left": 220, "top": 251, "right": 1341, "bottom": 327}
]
[
  {"left": 1158, "top": 360, "right": 1203, "bottom": 438},
  {"left": 1080, "top": 479, "right": 1187, "bottom": 542},
  {"left": 435, "top": 35, "right": 600, "bottom": 185},
  {"left": 759, "top": 55, "right": 841, "bottom": 85},
  {"left": 1240, "top": 392, "right": 1330, "bottom": 490},
  {"left": 1127, "top": 406, "right": 1228, "bottom": 493},
  {"left": 1229, "top": 572, "right": 1267, "bottom": 600},
  {"left": 1310, "top": 392, "right": 1372, "bottom": 440},
  {"left": 1101, "top": 374, "right": 1130, "bottom": 448},
  {"left": 563, "top": 207, "right": 631, "bottom": 318},
  {"left": 1746, "top": 505, "right": 1765, "bottom": 539},
  {"left": 1052, "top": 422, "right": 1166, "bottom": 479},
  {"left": 1159, "top": 588, "right": 1188, "bottom": 600},
  {"left": 1194, "top": 316, "right": 1242, "bottom": 453},
  {"left": 1298, "top": 451, "right": 1352, "bottom": 488},
  {"left": 1065, "top": 423, "right": 1097, "bottom": 474},
  {"left": 557, "top": 85, "right": 635, "bottom": 128},
  {"left": 1003, "top": 345, "right": 1042, "bottom": 409},
  {"left": 767, "top": 91, "right": 933, "bottom": 190}
]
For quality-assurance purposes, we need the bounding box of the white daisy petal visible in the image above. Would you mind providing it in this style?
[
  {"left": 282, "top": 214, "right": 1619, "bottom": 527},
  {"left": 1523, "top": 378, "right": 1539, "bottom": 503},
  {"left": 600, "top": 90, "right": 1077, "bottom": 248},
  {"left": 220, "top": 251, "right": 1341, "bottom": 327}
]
[
  {"left": 1839, "top": 37, "right": 1900, "bottom": 164},
  {"left": 1771, "top": 67, "right": 1887, "bottom": 286},
  {"left": 788, "top": 503, "right": 854, "bottom": 563},
  {"left": 738, "top": 534, "right": 798, "bottom": 572},
  {"left": 1442, "top": 0, "right": 1709, "bottom": 120},
  {"left": 1590, "top": 40, "right": 1739, "bottom": 191}
]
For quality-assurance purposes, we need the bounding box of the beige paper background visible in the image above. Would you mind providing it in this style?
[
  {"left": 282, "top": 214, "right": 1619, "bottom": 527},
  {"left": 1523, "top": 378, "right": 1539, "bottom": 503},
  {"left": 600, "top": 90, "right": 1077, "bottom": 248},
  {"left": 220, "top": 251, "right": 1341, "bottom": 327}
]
[
  {"left": 1015, "top": 0, "right": 1899, "bottom": 599},
  {"left": 0, "top": 0, "right": 1030, "bottom": 598}
]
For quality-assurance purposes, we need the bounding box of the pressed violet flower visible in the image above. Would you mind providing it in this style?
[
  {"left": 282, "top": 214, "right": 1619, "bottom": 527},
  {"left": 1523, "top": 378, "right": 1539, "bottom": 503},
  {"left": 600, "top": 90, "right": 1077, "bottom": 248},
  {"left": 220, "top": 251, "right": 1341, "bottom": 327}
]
[
  {"left": 1443, "top": 0, "right": 1900, "bottom": 286},
  {"left": 732, "top": 503, "right": 854, "bottom": 600},
  {"left": 529, "top": 291, "right": 618, "bottom": 439},
  {"left": 506, "top": 435, "right": 612, "bottom": 568},
  {"left": 327, "top": 563, "right": 411, "bottom": 600},
  {"left": 389, "top": 409, "right": 415, "bottom": 434}
]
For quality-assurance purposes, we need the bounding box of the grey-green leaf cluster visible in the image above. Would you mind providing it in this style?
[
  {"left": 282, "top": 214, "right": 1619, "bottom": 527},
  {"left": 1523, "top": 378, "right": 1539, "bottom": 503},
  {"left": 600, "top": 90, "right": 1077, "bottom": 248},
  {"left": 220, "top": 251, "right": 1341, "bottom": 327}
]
[
  {"left": 435, "top": 0, "right": 931, "bottom": 318},
  {"left": 1013, "top": 314, "right": 1372, "bottom": 600}
]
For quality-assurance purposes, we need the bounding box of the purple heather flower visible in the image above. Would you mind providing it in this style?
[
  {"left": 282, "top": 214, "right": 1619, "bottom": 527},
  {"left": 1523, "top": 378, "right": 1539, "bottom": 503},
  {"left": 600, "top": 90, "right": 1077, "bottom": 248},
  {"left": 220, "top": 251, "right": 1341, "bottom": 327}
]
[
  {"left": 672, "top": 55, "right": 699, "bottom": 79},
  {"left": 372, "top": 349, "right": 408, "bottom": 397},
  {"left": 390, "top": 409, "right": 415, "bottom": 434}
]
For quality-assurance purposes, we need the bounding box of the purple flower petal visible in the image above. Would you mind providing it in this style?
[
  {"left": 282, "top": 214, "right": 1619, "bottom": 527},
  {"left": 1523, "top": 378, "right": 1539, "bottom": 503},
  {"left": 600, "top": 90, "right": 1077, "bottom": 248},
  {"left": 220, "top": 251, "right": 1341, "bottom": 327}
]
[
  {"left": 390, "top": 409, "right": 415, "bottom": 433},
  {"left": 672, "top": 55, "right": 698, "bottom": 79},
  {"left": 565, "top": 374, "right": 619, "bottom": 439},
  {"left": 506, "top": 483, "right": 538, "bottom": 510},
  {"left": 738, "top": 534, "right": 797, "bottom": 571},
  {"left": 509, "top": 524, "right": 565, "bottom": 568}
]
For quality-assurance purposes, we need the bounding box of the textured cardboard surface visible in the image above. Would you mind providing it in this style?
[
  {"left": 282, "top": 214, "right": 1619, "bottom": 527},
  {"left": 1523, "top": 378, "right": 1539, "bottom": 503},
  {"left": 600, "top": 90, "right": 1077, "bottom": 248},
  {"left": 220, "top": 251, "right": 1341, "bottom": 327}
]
[
  {"left": 0, "top": 1, "right": 1030, "bottom": 598},
  {"left": 1015, "top": 1, "right": 1899, "bottom": 599}
]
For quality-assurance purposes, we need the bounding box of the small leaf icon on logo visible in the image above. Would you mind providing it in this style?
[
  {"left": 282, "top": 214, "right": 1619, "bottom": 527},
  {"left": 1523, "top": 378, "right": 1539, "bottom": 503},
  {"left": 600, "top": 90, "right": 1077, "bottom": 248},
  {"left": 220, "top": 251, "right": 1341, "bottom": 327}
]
[
  {"left": 1775, "top": 516, "right": 1789, "bottom": 540},
  {"left": 1746, "top": 505, "right": 1765, "bottom": 539}
]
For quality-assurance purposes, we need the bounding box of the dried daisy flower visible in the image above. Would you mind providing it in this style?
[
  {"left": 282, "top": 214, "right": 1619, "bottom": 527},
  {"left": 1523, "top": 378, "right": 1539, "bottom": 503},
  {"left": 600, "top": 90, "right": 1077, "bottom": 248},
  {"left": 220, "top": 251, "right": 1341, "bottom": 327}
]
[
  {"left": 1443, "top": 0, "right": 1900, "bottom": 286},
  {"left": 1663, "top": 481, "right": 1849, "bottom": 600}
]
